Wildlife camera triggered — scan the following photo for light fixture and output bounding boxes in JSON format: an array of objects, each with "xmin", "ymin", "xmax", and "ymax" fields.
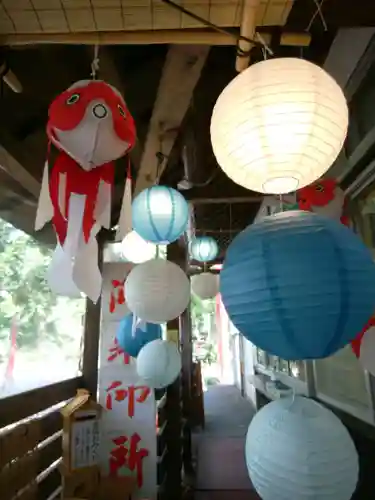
[{"xmin": 210, "ymin": 58, "xmax": 348, "ymax": 194}]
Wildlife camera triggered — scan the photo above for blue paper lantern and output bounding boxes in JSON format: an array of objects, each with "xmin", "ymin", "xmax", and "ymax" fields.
[
  {"xmin": 221, "ymin": 210, "xmax": 375, "ymax": 359},
  {"xmin": 246, "ymin": 396, "xmax": 359, "ymax": 500},
  {"xmin": 132, "ymin": 186, "xmax": 189, "ymax": 244},
  {"xmin": 116, "ymin": 314, "xmax": 162, "ymax": 358},
  {"xmin": 190, "ymin": 236, "xmax": 219, "ymax": 262}
]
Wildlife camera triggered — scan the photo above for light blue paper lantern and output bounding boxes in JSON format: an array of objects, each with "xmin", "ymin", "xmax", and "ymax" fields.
[
  {"xmin": 190, "ymin": 236, "xmax": 219, "ymax": 262},
  {"xmin": 132, "ymin": 185, "xmax": 189, "ymax": 244},
  {"xmin": 220, "ymin": 210, "xmax": 375, "ymax": 359},
  {"xmin": 116, "ymin": 314, "xmax": 162, "ymax": 358},
  {"xmin": 246, "ymin": 396, "xmax": 359, "ymax": 500}
]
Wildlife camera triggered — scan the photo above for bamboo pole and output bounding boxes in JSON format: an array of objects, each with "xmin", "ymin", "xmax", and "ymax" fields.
[
  {"xmin": 0, "ymin": 29, "xmax": 311, "ymax": 47},
  {"xmin": 236, "ymin": 0, "xmax": 261, "ymax": 72}
]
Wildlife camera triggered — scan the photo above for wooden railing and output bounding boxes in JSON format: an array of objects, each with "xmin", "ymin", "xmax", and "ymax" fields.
[{"xmin": 0, "ymin": 377, "xmax": 82, "ymax": 500}]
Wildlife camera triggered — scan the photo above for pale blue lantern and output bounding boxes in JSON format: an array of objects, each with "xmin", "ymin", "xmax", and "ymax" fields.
[
  {"xmin": 136, "ymin": 339, "xmax": 182, "ymax": 389},
  {"xmin": 116, "ymin": 314, "xmax": 162, "ymax": 358},
  {"xmin": 132, "ymin": 186, "xmax": 189, "ymax": 244},
  {"xmin": 246, "ymin": 396, "xmax": 359, "ymax": 500},
  {"xmin": 190, "ymin": 236, "xmax": 219, "ymax": 262},
  {"xmin": 220, "ymin": 210, "xmax": 375, "ymax": 359}
]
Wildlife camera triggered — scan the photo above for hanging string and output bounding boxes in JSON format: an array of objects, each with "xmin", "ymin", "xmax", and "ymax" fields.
[
  {"xmin": 155, "ymin": 245, "xmax": 160, "ymax": 259},
  {"xmin": 279, "ymin": 194, "xmax": 284, "ymax": 213},
  {"xmin": 306, "ymin": 0, "xmax": 328, "ymax": 32},
  {"xmin": 91, "ymin": 45, "xmax": 100, "ymax": 80}
]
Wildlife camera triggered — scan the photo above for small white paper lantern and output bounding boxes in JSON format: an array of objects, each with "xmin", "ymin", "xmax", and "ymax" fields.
[
  {"xmin": 125, "ymin": 259, "xmax": 190, "ymax": 323},
  {"xmin": 358, "ymin": 326, "xmax": 375, "ymax": 375},
  {"xmin": 246, "ymin": 396, "xmax": 359, "ymax": 500},
  {"xmin": 211, "ymin": 58, "xmax": 348, "ymax": 195},
  {"xmin": 191, "ymin": 272, "xmax": 219, "ymax": 300},
  {"xmin": 136, "ymin": 339, "xmax": 182, "ymax": 389},
  {"xmin": 121, "ymin": 230, "xmax": 156, "ymax": 264}
]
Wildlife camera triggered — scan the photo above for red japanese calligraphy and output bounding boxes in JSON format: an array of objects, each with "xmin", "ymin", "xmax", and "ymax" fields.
[
  {"xmin": 106, "ymin": 381, "xmax": 151, "ymax": 417},
  {"xmin": 109, "ymin": 433, "xmax": 149, "ymax": 488},
  {"xmin": 109, "ymin": 279, "xmax": 125, "ymax": 313},
  {"xmin": 107, "ymin": 338, "xmax": 130, "ymax": 365}
]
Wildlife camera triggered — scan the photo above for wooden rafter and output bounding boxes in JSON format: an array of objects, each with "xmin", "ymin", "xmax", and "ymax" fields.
[
  {"xmin": 134, "ymin": 45, "xmax": 209, "ymax": 196},
  {"xmin": 0, "ymin": 145, "xmax": 40, "ymax": 198}
]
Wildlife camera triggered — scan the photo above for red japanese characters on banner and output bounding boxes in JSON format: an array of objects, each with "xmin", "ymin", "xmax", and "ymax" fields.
[
  {"xmin": 107, "ymin": 338, "xmax": 130, "ymax": 365},
  {"xmin": 109, "ymin": 433, "xmax": 149, "ymax": 488},
  {"xmin": 109, "ymin": 279, "xmax": 125, "ymax": 313},
  {"xmin": 106, "ymin": 381, "xmax": 151, "ymax": 417}
]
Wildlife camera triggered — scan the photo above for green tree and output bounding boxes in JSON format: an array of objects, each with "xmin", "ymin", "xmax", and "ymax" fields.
[{"xmin": 0, "ymin": 218, "xmax": 61, "ymax": 349}]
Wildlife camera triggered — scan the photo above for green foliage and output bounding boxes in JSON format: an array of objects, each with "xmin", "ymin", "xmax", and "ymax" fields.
[
  {"xmin": 191, "ymin": 293, "xmax": 217, "ymax": 366},
  {"xmin": 0, "ymin": 218, "xmax": 81, "ymax": 350}
]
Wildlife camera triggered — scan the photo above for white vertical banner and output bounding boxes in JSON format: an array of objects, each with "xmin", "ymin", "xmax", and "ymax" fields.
[{"xmin": 98, "ymin": 262, "xmax": 157, "ymax": 499}]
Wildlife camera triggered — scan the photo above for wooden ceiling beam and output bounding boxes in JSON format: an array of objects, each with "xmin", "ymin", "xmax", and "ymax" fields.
[
  {"xmin": 0, "ymin": 145, "xmax": 40, "ymax": 198},
  {"xmin": 236, "ymin": 0, "xmax": 261, "ymax": 72},
  {"xmin": 190, "ymin": 196, "xmax": 261, "ymax": 204},
  {"xmin": 0, "ymin": 30, "xmax": 311, "ymax": 48},
  {"xmin": 134, "ymin": 45, "xmax": 209, "ymax": 196}
]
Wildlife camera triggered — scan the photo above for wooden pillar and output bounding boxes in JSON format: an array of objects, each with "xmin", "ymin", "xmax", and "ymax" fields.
[
  {"xmin": 81, "ymin": 236, "xmax": 104, "ymax": 400},
  {"xmin": 164, "ymin": 241, "xmax": 184, "ymax": 499},
  {"xmin": 179, "ymin": 290, "xmax": 194, "ymax": 477}
]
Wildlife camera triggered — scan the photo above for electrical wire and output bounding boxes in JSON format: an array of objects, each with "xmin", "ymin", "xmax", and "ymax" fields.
[{"xmin": 160, "ymin": 0, "xmax": 273, "ymax": 56}]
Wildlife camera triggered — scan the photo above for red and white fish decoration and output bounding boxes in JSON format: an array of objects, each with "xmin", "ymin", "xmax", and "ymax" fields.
[
  {"xmin": 297, "ymin": 178, "xmax": 349, "ymax": 226},
  {"xmin": 35, "ymin": 80, "xmax": 136, "ymax": 302},
  {"xmin": 351, "ymin": 316, "xmax": 375, "ymax": 375}
]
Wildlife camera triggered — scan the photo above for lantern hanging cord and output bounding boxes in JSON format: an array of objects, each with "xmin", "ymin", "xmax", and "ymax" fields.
[
  {"xmin": 306, "ymin": 0, "xmax": 328, "ymax": 32},
  {"xmin": 160, "ymin": 0, "xmax": 273, "ymax": 57},
  {"xmin": 91, "ymin": 44, "xmax": 100, "ymax": 80}
]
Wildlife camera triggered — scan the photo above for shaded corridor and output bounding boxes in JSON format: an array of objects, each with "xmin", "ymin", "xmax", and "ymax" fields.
[{"xmin": 193, "ymin": 384, "xmax": 260, "ymax": 499}]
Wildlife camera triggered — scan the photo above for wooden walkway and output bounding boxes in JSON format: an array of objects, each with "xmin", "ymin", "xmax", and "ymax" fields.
[{"xmin": 193, "ymin": 384, "xmax": 260, "ymax": 499}]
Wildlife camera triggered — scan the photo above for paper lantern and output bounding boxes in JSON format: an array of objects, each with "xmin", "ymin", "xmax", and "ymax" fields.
[
  {"xmin": 35, "ymin": 80, "xmax": 136, "ymax": 302},
  {"xmin": 246, "ymin": 396, "xmax": 359, "ymax": 500},
  {"xmin": 132, "ymin": 185, "xmax": 189, "ymax": 244},
  {"xmin": 297, "ymin": 178, "xmax": 349, "ymax": 226},
  {"xmin": 125, "ymin": 259, "xmax": 190, "ymax": 323},
  {"xmin": 136, "ymin": 339, "xmax": 181, "ymax": 389},
  {"xmin": 190, "ymin": 236, "xmax": 219, "ymax": 262},
  {"xmin": 121, "ymin": 230, "xmax": 156, "ymax": 264},
  {"xmin": 116, "ymin": 313, "xmax": 162, "ymax": 358},
  {"xmin": 191, "ymin": 272, "xmax": 219, "ymax": 300},
  {"xmin": 220, "ymin": 210, "xmax": 375, "ymax": 359},
  {"xmin": 211, "ymin": 58, "xmax": 348, "ymax": 194}
]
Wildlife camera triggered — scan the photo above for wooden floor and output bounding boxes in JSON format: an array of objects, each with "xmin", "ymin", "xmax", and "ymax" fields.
[{"xmin": 193, "ymin": 385, "xmax": 260, "ymax": 500}]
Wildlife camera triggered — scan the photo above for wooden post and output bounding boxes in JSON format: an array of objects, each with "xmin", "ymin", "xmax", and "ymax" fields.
[
  {"xmin": 164, "ymin": 241, "xmax": 184, "ymax": 499},
  {"xmin": 81, "ymin": 236, "xmax": 104, "ymax": 400},
  {"xmin": 179, "ymin": 278, "xmax": 194, "ymax": 477}
]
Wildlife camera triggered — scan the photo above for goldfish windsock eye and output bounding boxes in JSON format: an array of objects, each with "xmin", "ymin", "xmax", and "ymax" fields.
[
  {"xmin": 315, "ymin": 184, "xmax": 324, "ymax": 192},
  {"xmin": 66, "ymin": 93, "xmax": 80, "ymax": 105},
  {"xmin": 118, "ymin": 104, "xmax": 126, "ymax": 118}
]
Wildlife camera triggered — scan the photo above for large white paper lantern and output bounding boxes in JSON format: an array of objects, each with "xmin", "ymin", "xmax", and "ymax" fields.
[
  {"xmin": 211, "ymin": 58, "xmax": 348, "ymax": 195},
  {"xmin": 125, "ymin": 259, "xmax": 190, "ymax": 323},
  {"xmin": 121, "ymin": 230, "xmax": 156, "ymax": 264},
  {"xmin": 191, "ymin": 272, "xmax": 219, "ymax": 300},
  {"xmin": 136, "ymin": 339, "xmax": 182, "ymax": 389},
  {"xmin": 246, "ymin": 396, "xmax": 359, "ymax": 500}
]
